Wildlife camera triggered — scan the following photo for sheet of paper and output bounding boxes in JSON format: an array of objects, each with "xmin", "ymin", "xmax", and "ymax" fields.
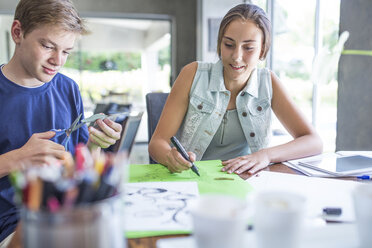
[
  {"xmin": 129, "ymin": 160, "xmax": 253, "ymax": 199},
  {"xmin": 285, "ymin": 153, "xmax": 341, "ymax": 177},
  {"xmin": 156, "ymin": 223, "xmax": 359, "ymax": 248},
  {"xmin": 285, "ymin": 152, "xmax": 372, "ymax": 177},
  {"xmin": 126, "ymin": 160, "xmax": 253, "ymax": 238},
  {"xmin": 125, "ymin": 181, "xmax": 198, "ymax": 232},
  {"xmin": 300, "ymin": 155, "xmax": 372, "ymax": 176},
  {"xmin": 246, "ymin": 171, "xmax": 365, "ymax": 222},
  {"xmin": 284, "ymin": 161, "xmax": 334, "ymax": 177}
]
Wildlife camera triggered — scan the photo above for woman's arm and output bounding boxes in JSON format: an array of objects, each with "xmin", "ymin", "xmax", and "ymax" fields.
[
  {"xmin": 263, "ymin": 71, "xmax": 323, "ymax": 161},
  {"xmin": 222, "ymin": 71, "xmax": 323, "ymax": 174},
  {"xmin": 148, "ymin": 62, "xmax": 198, "ymax": 172}
]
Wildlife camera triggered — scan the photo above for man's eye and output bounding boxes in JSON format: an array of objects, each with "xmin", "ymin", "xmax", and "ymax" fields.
[{"xmin": 42, "ymin": 44, "xmax": 53, "ymax": 49}]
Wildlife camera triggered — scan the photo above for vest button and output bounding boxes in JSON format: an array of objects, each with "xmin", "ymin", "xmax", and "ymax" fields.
[
  {"xmin": 197, "ymin": 104, "xmax": 203, "ymax": 110},
  {"xmin": 257, "ymin": 106, "xmax": 262, "ymax": 111},
  {"xmin": 242, "ymin": 112, "xmax": 247, "ymax": 117},
  {"xmin": 241, "ymin": 92, "xmax": 245, "ymax": 96},
  {"xmin": 250, "ymin": 132, "xmax": 255, "ymax": 137}
]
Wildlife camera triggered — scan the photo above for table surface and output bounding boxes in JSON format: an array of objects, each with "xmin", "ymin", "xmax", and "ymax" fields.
[
  {"xmin": 7, "ymin": 163, "xmax": 299, "ymax": 248},
  {"xmin": 127, "ymin": 162, "xmax": 298, "ymax": 248}
]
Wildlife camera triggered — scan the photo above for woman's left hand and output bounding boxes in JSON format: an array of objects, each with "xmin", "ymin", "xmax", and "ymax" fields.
[{"xmin": 221, "ymin": 149, "xmax": 271, "ymax": 175}]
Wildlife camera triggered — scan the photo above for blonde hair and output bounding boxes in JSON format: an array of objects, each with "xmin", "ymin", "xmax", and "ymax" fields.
[
  {"xmin": 14, "ymin": 0, "xmax": 87, "ymax": 37},
  {"xmin": 217, "ymin": 3, "xmax": 271, "ymax": 60}
]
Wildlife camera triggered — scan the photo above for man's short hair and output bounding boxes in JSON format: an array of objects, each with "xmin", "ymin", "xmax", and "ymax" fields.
[{"xmin": 14, "ymin": 0, "xmax": 87, "ymax": 37}]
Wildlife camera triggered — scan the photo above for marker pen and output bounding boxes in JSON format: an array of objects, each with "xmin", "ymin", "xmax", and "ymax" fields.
[{"xmin": 170, "ymin": 136, "xmax": 200, "ymax": 176}]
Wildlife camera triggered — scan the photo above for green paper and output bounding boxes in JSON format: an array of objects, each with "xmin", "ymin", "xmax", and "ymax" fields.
[
  {"xmin": 129, "ymin": 160, "xmax": 252, "ymax": 198},
  {"xmin": 126, "ymin": 160, "xmax": 253, "ymax": 238}
]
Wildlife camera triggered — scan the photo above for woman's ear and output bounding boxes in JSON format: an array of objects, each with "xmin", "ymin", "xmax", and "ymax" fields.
[{"xmin": 11, "ymin": 20, "xmax": 24, "ymax": 44}]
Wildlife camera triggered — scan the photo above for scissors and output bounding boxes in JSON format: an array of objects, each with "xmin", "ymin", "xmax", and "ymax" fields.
[
  {"xmin": 78, "ymin": 112, "xmax": 128, "ymax": 128},
  {"xmin": 51, "ymin": 113, "xmax": 83, "ymax": 151},
  {"xmin": 51, "ymin": 112, "xmax": 128, "ymax": 151}
]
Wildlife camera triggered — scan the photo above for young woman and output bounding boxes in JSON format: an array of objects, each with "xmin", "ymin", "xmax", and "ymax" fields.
[{"xmin": 149, "ymin": 3, "xmax": 322, "ymax": 175}]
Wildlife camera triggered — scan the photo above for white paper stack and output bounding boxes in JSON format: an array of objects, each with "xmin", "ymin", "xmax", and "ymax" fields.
[{"xmin": 284, "ymin": 151, "xmax": 372, "ymax": 178}]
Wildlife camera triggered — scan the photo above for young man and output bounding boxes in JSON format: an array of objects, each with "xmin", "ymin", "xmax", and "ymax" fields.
[{"xmin": 0, "ymin": 0, "xmax": 122, "ymax": 244}]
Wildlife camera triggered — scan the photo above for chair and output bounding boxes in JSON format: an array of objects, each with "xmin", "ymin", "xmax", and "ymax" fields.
[
  {"xmin": 111, "ymin": 111, "xmax": 143, "ymax": 155},
  {"xmin": 94, "ymin": 102, "xmax": 132, "ymax": 124},
  {"xmin": 145, "ymin": 92, "xmax": 169, "ymax": 163},
  {"xmin": 94, "ymin": 102, "xmax": 133, "ymax": 153}
]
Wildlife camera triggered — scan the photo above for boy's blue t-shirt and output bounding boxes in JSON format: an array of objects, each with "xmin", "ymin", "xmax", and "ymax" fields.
[{"xmin": 0, "ymin": 67, "xmax": 89, "ymax": 241}]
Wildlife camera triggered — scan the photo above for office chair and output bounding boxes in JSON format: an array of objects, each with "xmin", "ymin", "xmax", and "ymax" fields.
[
  {"xmin": 111, "ymin": 111, "xmax": 143, "ymax": 156},
  {"xmin": 93, "ymin": 102, "xmax": 133, "ymax": 153},
  {"xmin": 145, "ymin": 92, "xmax": 169, "ymax": 163},
  {"xmin": 94, "ymin": 102, "xmax": 132, "ymax": 124}
]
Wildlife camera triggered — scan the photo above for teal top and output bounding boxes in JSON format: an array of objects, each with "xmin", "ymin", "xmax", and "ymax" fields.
[{"xmin": 202, "ymin": 109, "xmax": 250, "ymax": 161}]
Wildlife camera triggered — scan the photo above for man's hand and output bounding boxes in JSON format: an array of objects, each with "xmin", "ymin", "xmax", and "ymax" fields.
[
  {"xmin": 0, "ymin": 131, "xmax": 70, "ymax": 176},
  {"xmin": 88, "ymin": 118, "xmax": 122, "ymax": 149}
]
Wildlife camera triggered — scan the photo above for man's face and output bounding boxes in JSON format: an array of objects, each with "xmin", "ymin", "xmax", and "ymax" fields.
[{"xmin": 17, "ymin": 24, "xmax": 77, "ymax": 86}]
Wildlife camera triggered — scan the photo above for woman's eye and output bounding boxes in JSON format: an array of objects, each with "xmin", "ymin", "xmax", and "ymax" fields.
[
  {"xmin": 224, "ymin": 43, "xmax": 233, "ymax": 48},
  {"xmin": 244, "ymin": 47, "xmax": 254, "ymax": 51},
  {"xmin": 63, "ymin": 51, "xmax": 70, "ymax": 55}
]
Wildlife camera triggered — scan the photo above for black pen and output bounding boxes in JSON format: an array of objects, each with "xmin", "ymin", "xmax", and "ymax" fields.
[{"xmin": 170, "ymin": 136, "xmax": 200, "ymax": 176}]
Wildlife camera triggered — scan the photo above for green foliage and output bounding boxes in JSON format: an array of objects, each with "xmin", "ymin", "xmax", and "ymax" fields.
[
  {"xmin": 64, "ymin": 51, "xmax": 141, "ymax": 72},
  {"xmin": 322, "ymin": 26, "xmax": 339, "ymax": 51},
  {"xmin": 274, "ymin": 59, "xmax": 310, "ymax": 81},
  {"xmin": 158, "ymin": 46, "xmax": 170, "ymax": 69}
]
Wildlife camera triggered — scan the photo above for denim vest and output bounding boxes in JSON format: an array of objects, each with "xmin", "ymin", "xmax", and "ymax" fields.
[{"xmin": 177, "ymin": 60, "xmax": 273, "ymax": 160}]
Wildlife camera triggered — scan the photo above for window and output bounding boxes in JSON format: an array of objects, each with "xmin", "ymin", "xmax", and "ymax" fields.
[
  {"xmin": 253, "ymin": 0, "xmax": 341, "ymax": 151},
  {"xmin": 60, "ymin": 17, "xmax": 172, "ymax": 142}
]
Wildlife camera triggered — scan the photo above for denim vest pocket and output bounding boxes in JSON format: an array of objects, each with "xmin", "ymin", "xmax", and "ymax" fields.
[
  {"xmin": 248, "ymin": 98, "xmax": 270, "ymax": 116},
  {"xmin": 189, "ymin": 95, "xmax": 214, "ymax": 114},
  {"xmin": 179, "ymin": 95, "xmax": 215, "ymax": 152},
  {"xmin": 246, "ymin": 98, "xmax": 271, "ymax": 151}
]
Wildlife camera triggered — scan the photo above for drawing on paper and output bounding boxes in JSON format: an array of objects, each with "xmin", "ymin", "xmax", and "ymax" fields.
[{"xmin": 125, "ymin": 181, "xmax": 199, "ymax": 231}]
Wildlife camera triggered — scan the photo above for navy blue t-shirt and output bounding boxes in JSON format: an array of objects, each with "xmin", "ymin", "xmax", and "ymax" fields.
[{"xmin": 0, "ymin": 66, "xmax": 89, "ymax": 241}]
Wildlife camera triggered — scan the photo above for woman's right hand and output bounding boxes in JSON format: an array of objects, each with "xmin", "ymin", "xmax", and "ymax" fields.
[{"xmin": 165, "ymin": 147, "xmax": 196, "ymax": 173}]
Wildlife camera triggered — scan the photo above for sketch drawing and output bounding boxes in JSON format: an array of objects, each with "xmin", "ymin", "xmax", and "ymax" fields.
[{"xmin": 125, "ymin": 181, "xmax": 199, "ymax": 231}]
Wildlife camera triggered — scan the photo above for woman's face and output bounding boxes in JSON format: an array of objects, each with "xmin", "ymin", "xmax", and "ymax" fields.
[{"xmin": 220, "ymin": 19, "xmax": 263, "ymax": 84}]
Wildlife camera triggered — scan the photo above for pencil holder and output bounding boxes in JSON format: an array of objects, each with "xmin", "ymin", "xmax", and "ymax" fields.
[{"xmin": 21, "ymin": 194, "xmax": 125, "ymax": 248}]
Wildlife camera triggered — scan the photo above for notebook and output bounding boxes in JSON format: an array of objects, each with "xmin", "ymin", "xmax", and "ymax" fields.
[{"xmin": 298, "ymin": 155, "xmax": 372, "ymax": 176}]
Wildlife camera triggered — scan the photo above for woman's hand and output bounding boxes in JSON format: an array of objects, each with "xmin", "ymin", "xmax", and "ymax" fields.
[
  {"xmin": 221, "ymin": 149, "xmax": 271, "ymax": 175},
  {"xmin": 165, "ymin": 147, "xmax": 196, "ymax": 173}
]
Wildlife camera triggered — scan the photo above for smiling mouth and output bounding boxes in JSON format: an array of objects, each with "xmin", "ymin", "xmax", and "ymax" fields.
[
  {"xmin": 230, "ymin": 64, "xmax": 245, "ymax": 70},
  {"xmin": 43, "ymin": 66, "xmax": 58, "ymax": 75}
]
